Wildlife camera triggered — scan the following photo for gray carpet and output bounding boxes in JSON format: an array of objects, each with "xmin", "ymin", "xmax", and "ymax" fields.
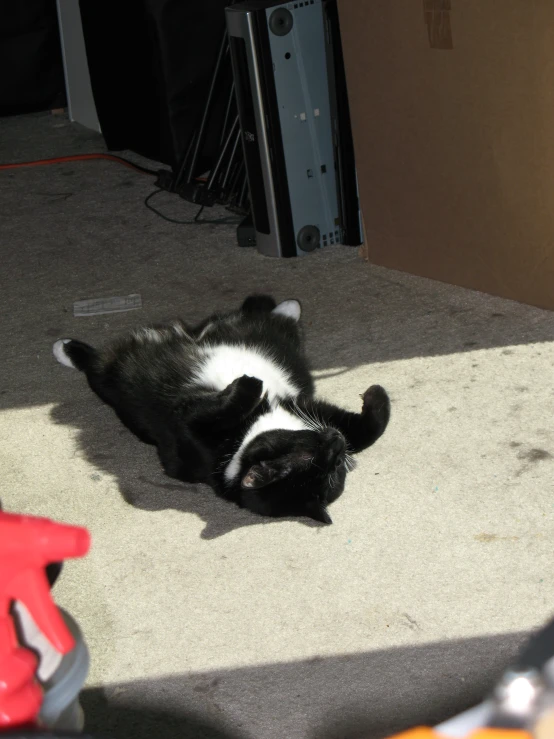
[{"xmin": 1, "ymin": 111, "xmax": 553, "ymax": 739}]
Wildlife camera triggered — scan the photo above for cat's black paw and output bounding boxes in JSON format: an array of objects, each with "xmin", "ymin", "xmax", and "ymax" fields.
[
  {"xmin": 361, "ymin": 385, "xmax": 391, "ymax": 428},
  {"xmin": 241, "ymin": 295, "xmax": 277, "ymax": 314},
  {"xmin": 229, "ymin": 375, "xmax": 265, "ymax": 413}
]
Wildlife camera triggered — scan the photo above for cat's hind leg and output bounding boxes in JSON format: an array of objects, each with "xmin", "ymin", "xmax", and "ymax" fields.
[
  {"xmin": 241, "ymin": 295, "xmax": 277, "ymax": 313},
  {"xmin": 53, "ymin": 338, "xmax": 116, "ymax": 410},
  {"xmin": 241, "ymin": 294, "xmax": 301, "ymax": 323},
  {"xmin": 54, "ymin": 339, "xmax": 164, "ymax": 449}
]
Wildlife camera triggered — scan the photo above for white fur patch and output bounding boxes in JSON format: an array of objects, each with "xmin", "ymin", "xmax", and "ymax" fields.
[
  {"xmin": 53, "ymin": 339, "xmax": 75, "ymax": 368},
  {"xmin": 195, "ymin": 344, "xmax": 299, "ymax": 406},
  {"xmin": 272, "ymin": 299, "xmax": 301, "ymax": 322},
  {"xmin": 224, "ymin": 406, "xmax": 309, "ymax": 483}
]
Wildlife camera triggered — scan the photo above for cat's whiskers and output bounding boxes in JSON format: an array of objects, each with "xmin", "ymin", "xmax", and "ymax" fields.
[
  {"xmin": 345, "ymin": 452, "xmax": 357, "ymax": 473},
  {"xmin": 292, "ymin": 402, "xmax": 324, "ymax": 433}
]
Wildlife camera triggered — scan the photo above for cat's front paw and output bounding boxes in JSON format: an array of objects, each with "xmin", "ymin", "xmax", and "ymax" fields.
[
  {"xmin": 230, "ymin": 375, "xmax": 265, "ymax": 413},
  {"xmin": 361, "ymin": 385, "xmax": 390, "ymax": 427},
  {"xmin": 234, "ymin": 374, "xmax": 263, "ymax": 396}
]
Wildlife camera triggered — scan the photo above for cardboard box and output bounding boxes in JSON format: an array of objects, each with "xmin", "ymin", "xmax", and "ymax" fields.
[{"xmin": 338, "ymin": 0, "xmax": 554, "ymax": 310}]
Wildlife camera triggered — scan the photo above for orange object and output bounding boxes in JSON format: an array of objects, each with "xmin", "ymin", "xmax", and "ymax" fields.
[{"xmin": 388, "ymin": 728, "xmax": 531, "ymax": 739}]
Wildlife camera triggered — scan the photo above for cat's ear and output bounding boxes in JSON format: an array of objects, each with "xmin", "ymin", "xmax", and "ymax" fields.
[
  {"xmin": 271, "ymin": 299, "xmax": 301, "ymax": 322},
  {"xmin": 241, "ymin": 460, "xmax": 290, "ymax": 489},
  {"xmin": 304, "ymin": 500, "xmax": 333, "ymax": 525}
]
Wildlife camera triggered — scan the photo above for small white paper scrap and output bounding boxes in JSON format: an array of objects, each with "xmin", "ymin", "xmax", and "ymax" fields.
[{"xmin": 73, "ymin": 294, "xmax": 142, "ymax": 317}]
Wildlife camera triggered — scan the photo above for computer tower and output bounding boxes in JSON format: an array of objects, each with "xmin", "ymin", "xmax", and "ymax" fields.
[{"xmin": 226, "ymin": 0, "xmax": 362, "ymax": 257}]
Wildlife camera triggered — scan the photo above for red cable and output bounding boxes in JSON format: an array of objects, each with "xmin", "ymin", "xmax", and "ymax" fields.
[{"xmin": 0, "ymin": 153, "xmax": 156, "ymax": 176}]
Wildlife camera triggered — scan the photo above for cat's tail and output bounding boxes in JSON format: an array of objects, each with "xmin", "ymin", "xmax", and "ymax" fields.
[{"xmin": 53, "ymin": 339, "xmax": 98, "ymax": 372}]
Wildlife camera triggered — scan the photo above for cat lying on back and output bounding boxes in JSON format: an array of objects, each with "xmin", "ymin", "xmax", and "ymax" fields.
[{"xmin": 53, "ymin": 295, "xmax": 390, "ymax": 524}]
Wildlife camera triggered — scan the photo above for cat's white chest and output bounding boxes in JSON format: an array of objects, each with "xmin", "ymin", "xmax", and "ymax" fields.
[{"xmin": 195, "ymin": 344, "xmax": 299, "ymax": 405}]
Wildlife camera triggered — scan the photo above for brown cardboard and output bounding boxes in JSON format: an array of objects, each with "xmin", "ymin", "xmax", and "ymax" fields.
[{"xmin": 338, "ymin": 0, "xmax": 554, "ymax": 310}]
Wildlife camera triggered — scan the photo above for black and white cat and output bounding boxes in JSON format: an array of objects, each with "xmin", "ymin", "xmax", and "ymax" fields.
[{"xmin": 53, "ymin": 295, "xmax": 390, "ymax": 524}]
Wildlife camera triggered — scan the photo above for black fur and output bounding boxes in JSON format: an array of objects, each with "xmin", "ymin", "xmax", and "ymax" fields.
[{"xmin": 55, "ymin": 295, "xmax": 390, "ymax": 524}]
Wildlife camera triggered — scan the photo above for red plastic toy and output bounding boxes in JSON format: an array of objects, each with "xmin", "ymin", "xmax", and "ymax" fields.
[{"xmin": 0, "ymin": 511, "xmax": 90, "ymax": 729}]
